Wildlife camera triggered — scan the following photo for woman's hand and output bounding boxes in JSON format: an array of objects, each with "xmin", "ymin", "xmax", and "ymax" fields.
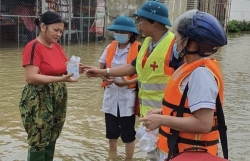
[
  {"xmin": 146, "ymin": 109, "xmax": 162, "ymax": 116},
  {"xmin": 106, "ymin": 76, "xmax": 116, "ymax": 85},
  {"xmin": 139, "ymin": 114, "xmax": 164, "ymax": 132},
  {"xmin": 114, "ymin": 77, "xmax": 128, "ymax": 87},
  {"xmin": 61, "ymin": 73, "xmax": 79, "ymax": 82},
  {"xmin": 79, "ymin": 63, "xmax": 87, "ymax": 74}
]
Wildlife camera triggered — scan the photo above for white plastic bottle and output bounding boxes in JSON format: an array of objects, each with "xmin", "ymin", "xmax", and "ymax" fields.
[{"xmin": 67, "ymin": 55, "xmax": 80, "ymax": 80}]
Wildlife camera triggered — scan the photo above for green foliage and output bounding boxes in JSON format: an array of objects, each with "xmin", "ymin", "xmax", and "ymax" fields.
[
  {"xmin": 228, "ymin": 20, "xmax": 250, "ymax": 32},
  {"xmin": 228, "ymin": 20, "xmax": 239, "ymax": 32}
]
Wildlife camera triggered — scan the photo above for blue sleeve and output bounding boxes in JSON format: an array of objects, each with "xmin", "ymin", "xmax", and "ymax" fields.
[{"xmin": 170, "ymin": 56, "xmax": 184, "ymax": 70}]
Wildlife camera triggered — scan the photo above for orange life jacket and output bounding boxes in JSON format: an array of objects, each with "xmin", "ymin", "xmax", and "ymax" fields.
[
  {"xmin": 158, "ymin": 58, "xmax": 224, "ymax": 156},
  {"xmin": 101, "ymin": 40, "xmax": 140, "ymax": 88}
]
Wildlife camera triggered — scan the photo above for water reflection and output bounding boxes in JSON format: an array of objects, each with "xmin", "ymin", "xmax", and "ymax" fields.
[{"xmin": 0, "ymin": 33, "xmax": 250, "ymax": 161}]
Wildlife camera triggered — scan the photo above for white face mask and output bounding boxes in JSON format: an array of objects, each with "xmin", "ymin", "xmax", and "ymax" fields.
[
  {"xmin": 114, "ymin": 33, "xmax": 129, "ymax": 44},
  {"xmin": 173, "ymin": 43, "xmax": 179, "ymax": 59},
  {"xmin": 174, "ymin": 37, "xmax": 188, "ymax": 59}
]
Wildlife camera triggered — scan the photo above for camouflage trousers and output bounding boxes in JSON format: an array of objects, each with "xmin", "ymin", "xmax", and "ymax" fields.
[{"xmin": 19, "ymin": 82, "xmax": 67, "ymax": 152}]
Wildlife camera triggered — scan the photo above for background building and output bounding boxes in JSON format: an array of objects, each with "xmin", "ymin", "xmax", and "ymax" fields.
[
  {"xmin": 0, "ymin": 0, "xmax": 232, "ymax": 48},
  {"xmin": 229, "ymin": 0, "xmax": 250, "ymax": 21}
]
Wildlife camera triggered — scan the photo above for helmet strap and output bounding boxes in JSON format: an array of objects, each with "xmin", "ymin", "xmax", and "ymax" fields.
[
  {"xmin": 180, "ymin": 39, "xmax": 200, "ymax": 60},
  {"xmin": 181, "ymin": 40, "xmax": 199, "ymax": 56}
]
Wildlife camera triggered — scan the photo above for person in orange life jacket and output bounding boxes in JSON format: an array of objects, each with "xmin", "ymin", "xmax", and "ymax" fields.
[
  {"xmin": 85, "ymin": 1, "xmax": 183, "ymax": 161},
  {"xmin": 98, "ymin": 15, "xmax": 140, "ymax": 160},
  {"xmin": 139, "ymin": 9, "xmax": 228, "ymax": 161}
]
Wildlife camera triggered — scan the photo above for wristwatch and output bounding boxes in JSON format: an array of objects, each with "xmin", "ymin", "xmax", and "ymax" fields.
[{"xmin": 105, "ymin": 68, "xmax": 110, "ymax": 79}]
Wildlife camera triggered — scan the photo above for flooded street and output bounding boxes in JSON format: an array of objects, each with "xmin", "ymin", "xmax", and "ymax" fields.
[{"xmin": 0, "ymin": 33, "xmax": 250, "ymax": 161}]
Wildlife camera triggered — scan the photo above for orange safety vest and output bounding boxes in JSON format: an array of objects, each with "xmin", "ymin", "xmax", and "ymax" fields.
[
  {"xmin": 158, "ymin": 58, "xmax": 224, "ymax": 156},
  {"xmin": 101, "ymin": 40, "xmax": 140, "ymax": 88}
]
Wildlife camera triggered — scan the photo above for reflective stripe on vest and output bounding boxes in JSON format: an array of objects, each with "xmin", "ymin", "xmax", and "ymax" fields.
[
  {"xmin": 101, "ymin": 40, "xmax": 140, "ymax": 88},
  {"xmin": 157, "ymin": 58, "xmax": 224, "ymax": 156},
  {"xmin": 136, "ymin": 32, "xmax": 175, "ymax": 117},
  {"xmin": 139, "ymin": 98, "xmax": 162, "ymax": 109},
  {"xmin": 138, "ymin": 82, "xmax": 166, "ymax": 91}
]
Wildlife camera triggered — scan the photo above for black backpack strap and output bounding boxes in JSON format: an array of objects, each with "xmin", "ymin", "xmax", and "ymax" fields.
[
  {"xmin": 166, "ymin": 84, "xmax": 189, "ymax": 161},
  {"xmin": 216, "ymin": 95, "xmax": 228, "ymax": 159}
]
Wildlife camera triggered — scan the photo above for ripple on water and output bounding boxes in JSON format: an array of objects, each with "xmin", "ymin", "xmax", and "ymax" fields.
[{"xmin": 1, "ymin": 34, "xmax": 250, "ymax": 160}]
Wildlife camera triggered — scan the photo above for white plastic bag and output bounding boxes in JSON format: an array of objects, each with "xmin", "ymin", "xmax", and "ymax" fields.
[
  {"xmin": 67, "ymin": 55, "xmax": 80, "ymax": 80},
  {"xmin": 135, "ymin": 125, "xmax": 146, "ymax": 140},
  {"xmin": 139, "ymin": 131, "xmax": 157, "ymax": 152}
]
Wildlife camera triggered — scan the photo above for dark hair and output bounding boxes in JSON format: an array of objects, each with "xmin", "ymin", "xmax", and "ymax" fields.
[
  {"xmin": 34, "ymin": 11, "xmax": 65, "ymax": 27},
  {"xmin": 129, "ymin": 33, "xmax": 138, "ymax": 43},
  {"xmin": 147, "ymin": 18, "xmax": 167, "ymax": 30},
  {"xmin": 147, "ymin": 18, "xmax": 155, "ymax": 24}
]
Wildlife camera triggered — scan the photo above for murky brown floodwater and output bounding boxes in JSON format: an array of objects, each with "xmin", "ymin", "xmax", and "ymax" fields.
[{"xmin": 0, "ymin": 33, "xmax": 250, "ymax": 161}]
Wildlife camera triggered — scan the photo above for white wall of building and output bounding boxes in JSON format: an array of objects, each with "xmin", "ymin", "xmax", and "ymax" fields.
[{"xmin": 230, "ymin": 0, "xmax": 250, "ymax": 21}]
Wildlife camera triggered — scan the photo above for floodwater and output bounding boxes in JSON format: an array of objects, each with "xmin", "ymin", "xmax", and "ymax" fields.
[{"xmin": 0, "ymin": 33, "xmax": 250, "ymax": 161}]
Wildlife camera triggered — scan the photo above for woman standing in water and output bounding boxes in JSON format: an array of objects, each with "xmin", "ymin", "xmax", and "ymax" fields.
[
  {"xmin": 19, "ymin": 11, "xmax": 82, "ymax": 161},
  {"xmin": 99, "ymin": 15, "xmax": 140, "ymax": 160}
]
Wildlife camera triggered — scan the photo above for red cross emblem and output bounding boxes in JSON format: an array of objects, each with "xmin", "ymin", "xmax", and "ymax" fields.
[{"xmin": 150, "ymin": 61, "xmax": 158, "ymax": 71}]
